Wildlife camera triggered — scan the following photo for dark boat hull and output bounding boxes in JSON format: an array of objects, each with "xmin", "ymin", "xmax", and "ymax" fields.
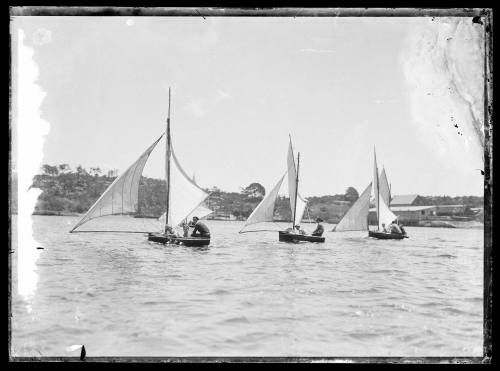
[
  {"xmin": 368, "ymin": 230, "xmax": 408, "ymax": 240},
  {"xmin": 148, "ymin": 233, "xmax": 210, "ymax": 246},
  {"xmin": 278, "ymin": 231, "xmax": 325, "ymax": 243}
]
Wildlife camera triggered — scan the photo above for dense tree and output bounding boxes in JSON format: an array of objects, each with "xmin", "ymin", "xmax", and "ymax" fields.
[
  {"xmin": 58, "ymin": 164, "xmax": 71, "ymax": 174},
  {"xmin": 241, "ymin": 183, "xmax": 266, "ymax": 199},
  {"xmin": 42, "ymin": 164, "xmax": 59, "ymax": 176},
  {"xmin": 344, "ymin": 187, "xmax": 359, "ymax": 203}
]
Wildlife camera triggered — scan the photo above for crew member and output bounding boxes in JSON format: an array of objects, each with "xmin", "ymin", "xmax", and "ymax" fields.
[
  {"xmin": 181, "ymin": 219, "xmax": 190, "ymax": 237},
  {"xmin": 165, "ymin": 224, "xmax": 177, "ymax": 236},
  {"xmin": 398, "ymin": 221, "xmax": 407, "ymax": 235},
  {"xmin": 294, "ymin": 225, "xmax": 306, "ymax": 235},
  {"xmin": 191, "ymin": 216, "xmax": 211, "ymax": 238},
  {"xmin": 311, "ymin": 217, "xmax": 324, "ymax": 237},
  {"xmin": 388, "ymin": 220, "xmax": 402, "ymax": 234}
]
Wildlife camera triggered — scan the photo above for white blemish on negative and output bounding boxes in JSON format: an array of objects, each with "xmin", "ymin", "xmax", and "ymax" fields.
[{"xmin": 16, "ymin": 29, "xmax": 50, "ymax": 306}]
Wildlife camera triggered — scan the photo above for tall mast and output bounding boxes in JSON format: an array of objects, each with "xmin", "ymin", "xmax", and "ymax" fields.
[
  {"xmin": 292, "ymin": 152, "xmax": 300, "ymax": 228},
  {"xmin": 374, "ymin": 148, "xmax": 379, "ymax": 230},
  {"xmin": 389, "ymin": 182, "xmax": 392, "ymax": 206},
  {"xmin": 165, "ymin": 88, "xmax": 172, "ymax": 229}
]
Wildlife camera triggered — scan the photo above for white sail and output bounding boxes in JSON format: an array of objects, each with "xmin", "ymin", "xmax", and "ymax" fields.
[
  {"xmin": 294, "ymin": 193, "xmax": 307, "ymax": 226},
  {"xmin": 159, "ymin": 203, "xmax": 213, "ymax": 227},
  {"xmin": 333, "ymin": 183, "xmax": 372, "ymax": 232},
  {"xmin": 240, "ymin": 174, "xmax": 285, "ymax": 231},
  {"xmin": 287, "ymin": 138, "xmax": 298, "ymax": 222},
  {"xmin": 378, "ymin": 196, "xmax": 398, "ymax": 230},
  {"xmin": 70, "ymin": 134, "xmax": 164, "ymax": 232},
  {"xmin": 167, "ymin": 146, "xmax": 210, "ymax": 228},
  {"xmin": 379, "ymin": 167, "xmax": 391, "ymax": 207}
]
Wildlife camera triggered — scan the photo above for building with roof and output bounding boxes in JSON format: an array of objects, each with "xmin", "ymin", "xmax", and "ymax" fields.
[
  {"xmin": 390, "ymin": 194, "xmax": 426, "ymax": 206},
  {"xmin": 369, "ymin": 205, "xmax": 437, "ymax": 225},
  {"xmin": 368, "ymin": 194, "xmax": 471, "ymax": 226}
]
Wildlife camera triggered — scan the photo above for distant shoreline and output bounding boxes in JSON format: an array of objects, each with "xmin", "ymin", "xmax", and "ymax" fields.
[{"xmin": 13, "ymin": 213, "xmax": 484, "ymax": 229}]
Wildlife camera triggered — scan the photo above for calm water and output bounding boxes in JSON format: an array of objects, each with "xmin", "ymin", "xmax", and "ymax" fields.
[{"xmin": 11, "ymin": 216, "xmax": 483, "ymax": 357}]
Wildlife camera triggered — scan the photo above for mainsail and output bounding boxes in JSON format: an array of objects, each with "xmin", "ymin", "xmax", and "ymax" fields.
[
  {"xmin": 167, "ymin": 146, "xmax": 210, "ymax": 228},
  {"xmin": 70, "ymin": 134, "xmax": 164, "ymax": 232},
  {"xmin": 378, "ymin": 196, "xmax": 398, "ymax": 230},
  {"xmin": 287, "ymin": 138, "xmax": 298, "ymax": 222},
  {"xmin": 239, "ymin": 174, "xmax": 285, "ymax": 232},
  {"xmin": 333, "ymin": 183, "xmax": 372, "ymax": 232},
  {"xmin": 379, "ymin": 167, "xmax": 391, "ymax": 207}
]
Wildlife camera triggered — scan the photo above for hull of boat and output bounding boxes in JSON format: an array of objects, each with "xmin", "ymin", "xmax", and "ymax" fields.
[
  {"xmin": 368, "ymin": 230, "xmax": 408, "ymax": 240},
  {"xmin": 278, "ymin": 231, "xmax": 325, "ymax": 243},
  {"xmin": 148, "ymin": 233, "xmax": 210, "ymax": 246}
]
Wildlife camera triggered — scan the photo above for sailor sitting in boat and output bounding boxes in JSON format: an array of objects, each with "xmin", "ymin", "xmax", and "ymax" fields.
[
  {"xmin": 311, "ymin": 218, "xmax": 324, "ymax": 237},
  {"xmin": 388, "ymin": 220, "xmax": 403, "ymax": 234},
  {"xmin": 284, "ymin": 225, "xmax": 305, "ymax": 234},
  {"xmin": 165, "ymin": 224, "xmax": 179, "ymax": 236},
  {"xmin": 294, "ymin": 225, "xmax": 306, "ymax": 235},
  {"xmin": 191, "ymin": 216, "xmax": 211, "ymax": 238},
  {"xmin": 181, "ymin": 219, "xmax": 190, "ymax": 237}
]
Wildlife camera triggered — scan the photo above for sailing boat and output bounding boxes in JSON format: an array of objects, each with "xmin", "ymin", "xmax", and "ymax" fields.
[
  {"xmin": 69, "ymin": 88, "xmax": 211, "ymax": 247},
  {"xmin": 239, "ymin": 136, "xmax": 325, "ymax": 243},
  {"xmin": 333, "ymin": 148, "xmax": 408, "ymax": 239}
]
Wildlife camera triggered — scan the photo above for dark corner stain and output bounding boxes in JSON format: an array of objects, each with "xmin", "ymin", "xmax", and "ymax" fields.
[
  {"xmin": 98, "ymin": 8, "xmax": 120, "ymax": 16},
  {"xmin": 80, "ymin": 345, "xmax": 86, "ymax": 361},
  {"xmin": 472, "ymin": 16, "xmax": 483, "ymax": 25}
]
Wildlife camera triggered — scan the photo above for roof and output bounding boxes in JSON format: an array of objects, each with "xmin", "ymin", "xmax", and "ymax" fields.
[
  {"xmin": 390, "ymin": 194, "xmax": 419, "ymax": 205},
  {"xmin": 369, "ymin": 205, "xmax": 435, "ymax": 212}
]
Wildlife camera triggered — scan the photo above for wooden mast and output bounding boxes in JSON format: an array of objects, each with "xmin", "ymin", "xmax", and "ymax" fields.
[
  {"xmin": 292, "ymin": 152, "xmax": 300, "ymax": 229},
  {"xmin": 374, "ymin": 148, "xmax": 380, "ymax": 231},
  {"xmin": 165, "ymin": 88, "xmax": 172, "ymax": 230}
]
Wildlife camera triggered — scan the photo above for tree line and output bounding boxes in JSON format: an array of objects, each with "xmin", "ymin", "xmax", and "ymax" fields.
[{"xmin": 9, "ymin": 164, "xmax": 484, "ymax": 223}]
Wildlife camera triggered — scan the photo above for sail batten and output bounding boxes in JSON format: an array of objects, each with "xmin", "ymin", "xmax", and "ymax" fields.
[
  {"xmin": 333, "ymin": 183, "xmax": 372, "ymax": 232},
  {"xmin": 70, "ymin": 134, "xmax": 164, "ymax": 232}
]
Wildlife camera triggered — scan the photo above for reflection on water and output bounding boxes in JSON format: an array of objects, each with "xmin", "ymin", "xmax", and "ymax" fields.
[{"xmin": 11, "ymin": 216, "xmax": 483, "ymax": 357}]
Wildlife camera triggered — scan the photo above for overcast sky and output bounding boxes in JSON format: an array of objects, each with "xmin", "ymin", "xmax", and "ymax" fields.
[{"xmin": 11, "ymin": 16, "xmax": 485, "ymax": 197}]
